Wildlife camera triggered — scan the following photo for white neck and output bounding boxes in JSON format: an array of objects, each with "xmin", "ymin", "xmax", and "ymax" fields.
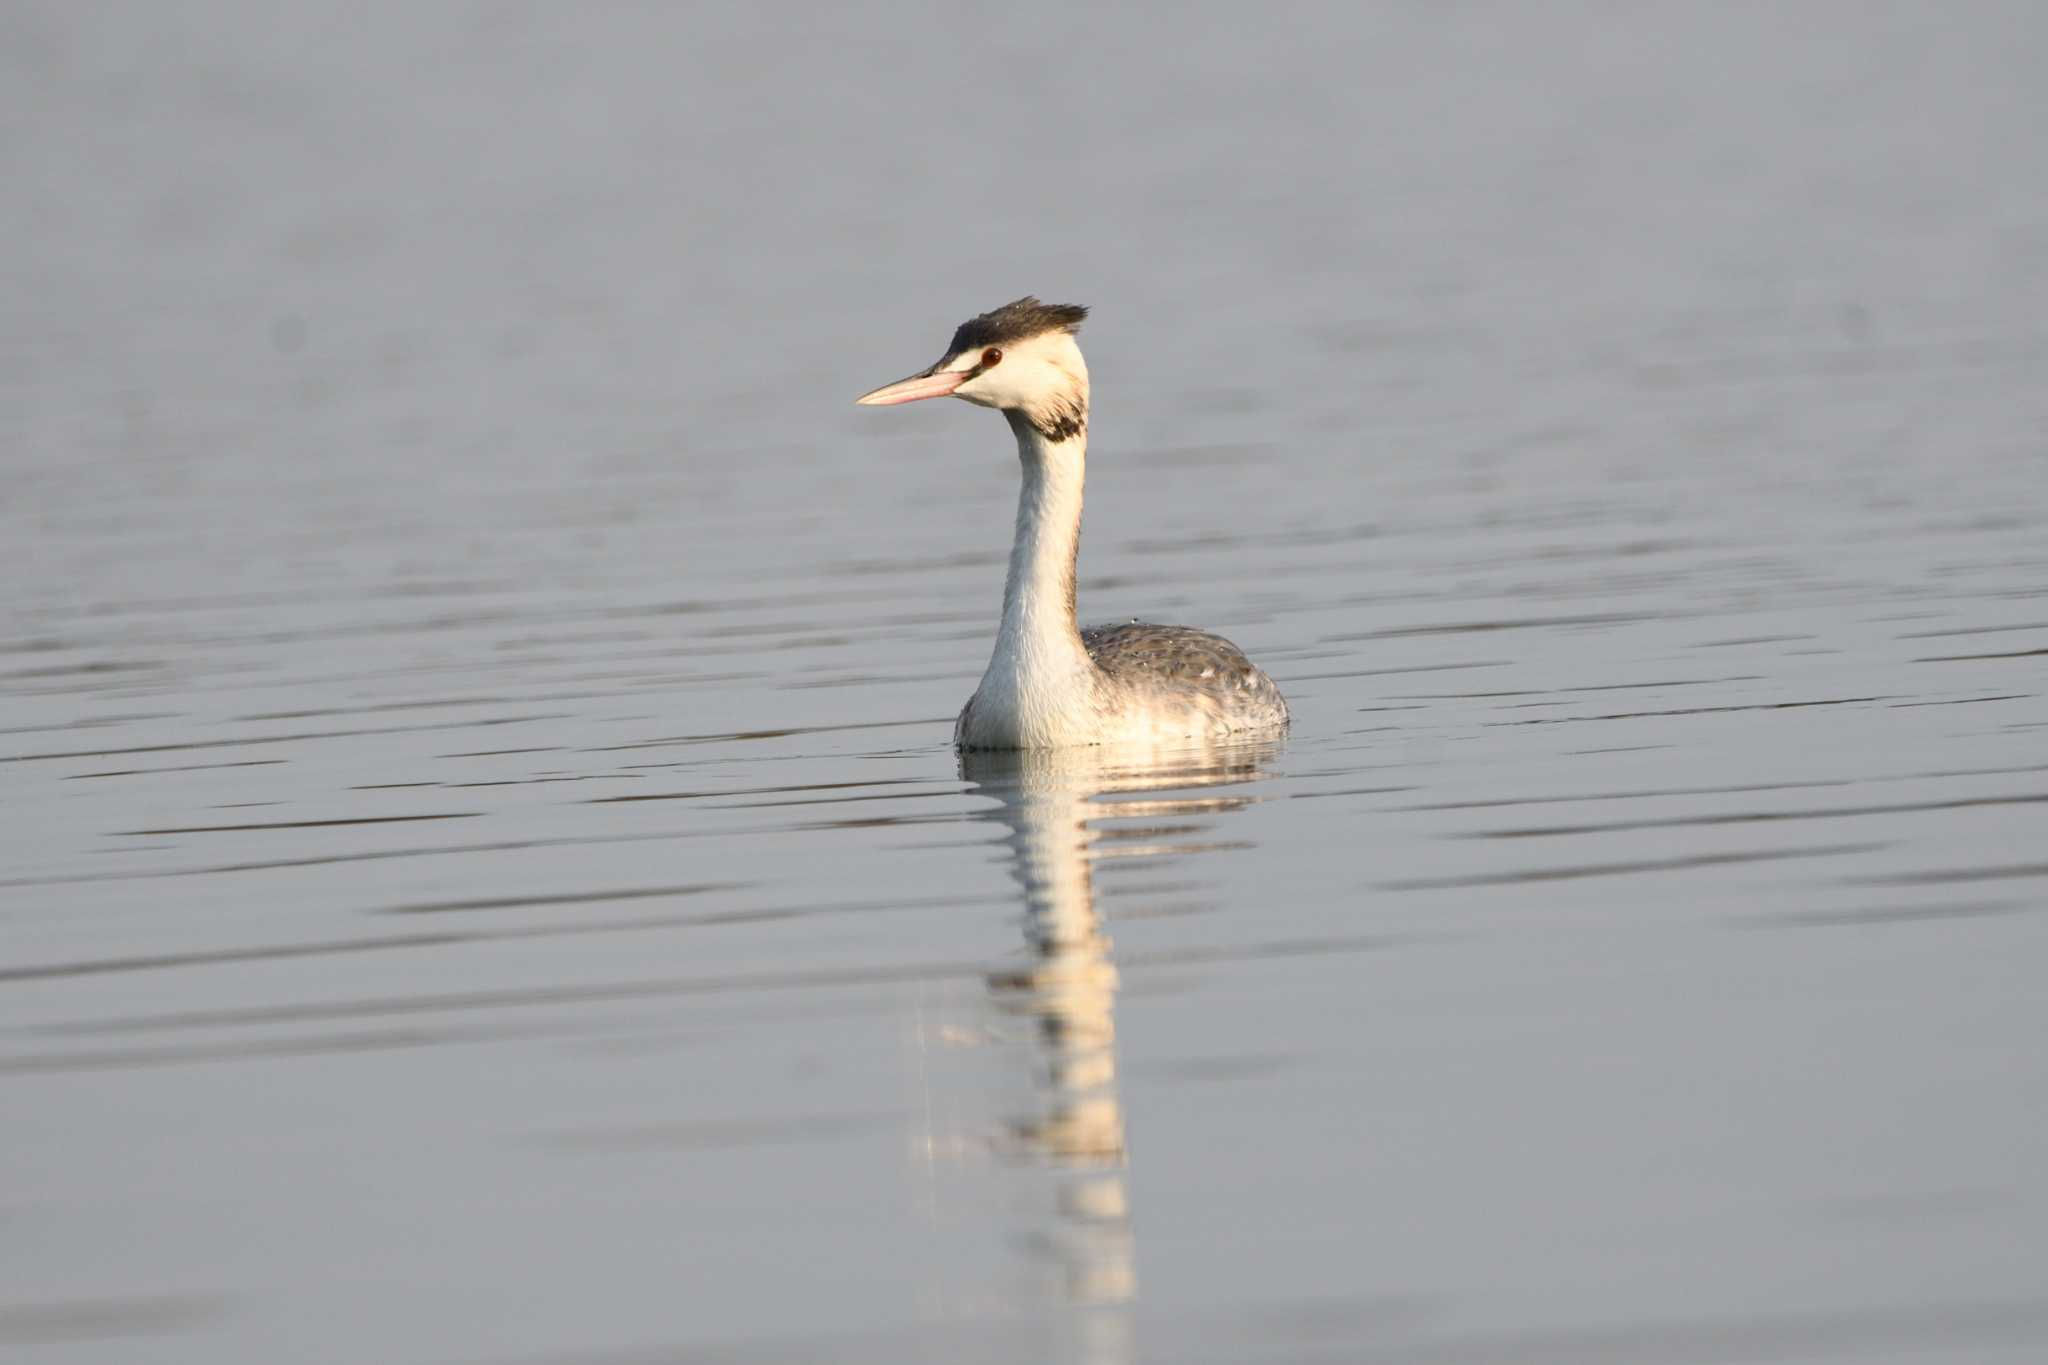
[
  {"xmin": 962, "ymin": 414, "xmax": 1100, "ymax": 746},
  {"xmin": 998, "ymin": 412, "xmax": 1087, "ymax": 653}
]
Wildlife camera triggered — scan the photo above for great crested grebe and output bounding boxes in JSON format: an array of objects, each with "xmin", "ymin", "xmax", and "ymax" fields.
[{"xmin": 857, "ymin": 297, "xmax": 1289, "ymax": 750}]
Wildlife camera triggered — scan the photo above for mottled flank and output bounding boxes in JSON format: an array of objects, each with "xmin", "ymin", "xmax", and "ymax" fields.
[
  {"xmin": 954, "ymin": 622, "xmax": 1290, "ymax": 750},
  {"xmin": 1082, "ymin": 621, "xmax": 1291, "ymax": 736},
  {"xmin": 950, "ymin": 296, "xmax": 1088, "ymax": 356}
]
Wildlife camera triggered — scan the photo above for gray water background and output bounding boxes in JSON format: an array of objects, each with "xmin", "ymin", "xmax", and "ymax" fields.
[{"xmin": 4, "ymin": 3, "xmax": 2047, "ymax": 1361}]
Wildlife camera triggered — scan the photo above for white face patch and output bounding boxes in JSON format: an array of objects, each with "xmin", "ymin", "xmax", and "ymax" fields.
[{"xmin": 951, "ymin": 329, "xmax": 1090, "ymax": 423}]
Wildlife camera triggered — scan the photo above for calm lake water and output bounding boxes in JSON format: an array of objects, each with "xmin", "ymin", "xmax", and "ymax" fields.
[{"xmin": 5, "ymin": 4, "xmax": 2047, "ymax": 1361}]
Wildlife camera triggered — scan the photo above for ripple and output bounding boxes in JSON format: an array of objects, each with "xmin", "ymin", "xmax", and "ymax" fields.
[{"xmin": 1377, "ymin": 843, "xmax": 1889, "ymax": 891}]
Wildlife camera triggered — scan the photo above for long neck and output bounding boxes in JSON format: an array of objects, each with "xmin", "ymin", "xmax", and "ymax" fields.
[{"xmin": 996, "ymin": 410, "xmax": 1090, "ymax": 668}]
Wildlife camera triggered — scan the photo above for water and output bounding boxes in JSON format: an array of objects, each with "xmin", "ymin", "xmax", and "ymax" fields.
[{"xmin": 4, "ymin": 3, "xmax": 2047, "ymax": 1360}]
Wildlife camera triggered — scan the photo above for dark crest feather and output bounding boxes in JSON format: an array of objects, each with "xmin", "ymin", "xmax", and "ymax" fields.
[{"xmin": 949, "ymin": 296, "xmax": 1088, "ymax": 355}]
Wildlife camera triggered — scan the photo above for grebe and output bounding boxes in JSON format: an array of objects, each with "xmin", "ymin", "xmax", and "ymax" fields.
[{"xmin": 857, "ymin": 297, "xmax": 1290, "ymax": 750}]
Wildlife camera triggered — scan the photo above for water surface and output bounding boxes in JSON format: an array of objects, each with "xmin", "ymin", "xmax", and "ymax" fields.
[{"xmin": 4, "ymin": 3, "xmax": 2047, "ymax": 1361}]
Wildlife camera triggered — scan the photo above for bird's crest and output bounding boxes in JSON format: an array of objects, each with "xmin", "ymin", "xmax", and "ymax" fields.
[{"xmin": 949, "ymin": 297, "xmax": 1088, "ymax": 355}]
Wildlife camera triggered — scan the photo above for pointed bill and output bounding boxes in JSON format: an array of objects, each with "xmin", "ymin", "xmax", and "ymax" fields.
[{"xmin": 855, "ymin": 365, "xmax": 967, "ymax": 406}]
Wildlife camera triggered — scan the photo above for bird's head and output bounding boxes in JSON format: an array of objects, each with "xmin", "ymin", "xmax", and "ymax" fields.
[{"xmin": 856, "ymin": 297, "xmax": 1090, "ymax": 442}]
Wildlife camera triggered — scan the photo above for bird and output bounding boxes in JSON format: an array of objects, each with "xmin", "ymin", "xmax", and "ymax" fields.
[{"xmin": 856, "ymin": 296, "xmax": 1289, "ymax": 750}]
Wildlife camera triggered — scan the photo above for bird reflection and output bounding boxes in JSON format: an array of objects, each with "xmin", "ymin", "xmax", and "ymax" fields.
[{"xmin": 960, "ymin": 739, "xmax": 1281, "ymax": 1336}]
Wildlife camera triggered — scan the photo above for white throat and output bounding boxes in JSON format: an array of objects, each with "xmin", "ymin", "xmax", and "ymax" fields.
[{"xmin": 960, "ymin": 414, "xmax": 1101, "ymax": 747}]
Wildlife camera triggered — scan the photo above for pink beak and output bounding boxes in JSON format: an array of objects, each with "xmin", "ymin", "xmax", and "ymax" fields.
[{"xmin": 855, "ymin": 365, "xmax": 968, "ymax": 407}]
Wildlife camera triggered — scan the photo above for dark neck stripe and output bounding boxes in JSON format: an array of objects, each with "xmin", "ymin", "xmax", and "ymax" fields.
[
  {"xmin": 1006, "ymin": 404, "xmax": 1087, "ymax": 446},
  {"xmin": 1033, "ymin": 409, "xmax": 1085, "ymax": 443}
]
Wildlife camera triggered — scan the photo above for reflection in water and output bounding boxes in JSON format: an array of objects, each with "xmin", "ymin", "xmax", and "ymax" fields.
[{"xmin": 960, "ymin": 740, "xmax": 1281, "ymax": 1355}]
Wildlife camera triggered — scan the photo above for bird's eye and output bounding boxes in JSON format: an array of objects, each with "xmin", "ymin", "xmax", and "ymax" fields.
[{"xmin": 981, "ymin": 347, "xmax": 1002, "ymax": 368}]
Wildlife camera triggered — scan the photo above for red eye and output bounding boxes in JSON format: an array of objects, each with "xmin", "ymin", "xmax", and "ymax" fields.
[{"xmin": 981, "ymin": 347, "xmax": 1002, "ymax": 367}]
